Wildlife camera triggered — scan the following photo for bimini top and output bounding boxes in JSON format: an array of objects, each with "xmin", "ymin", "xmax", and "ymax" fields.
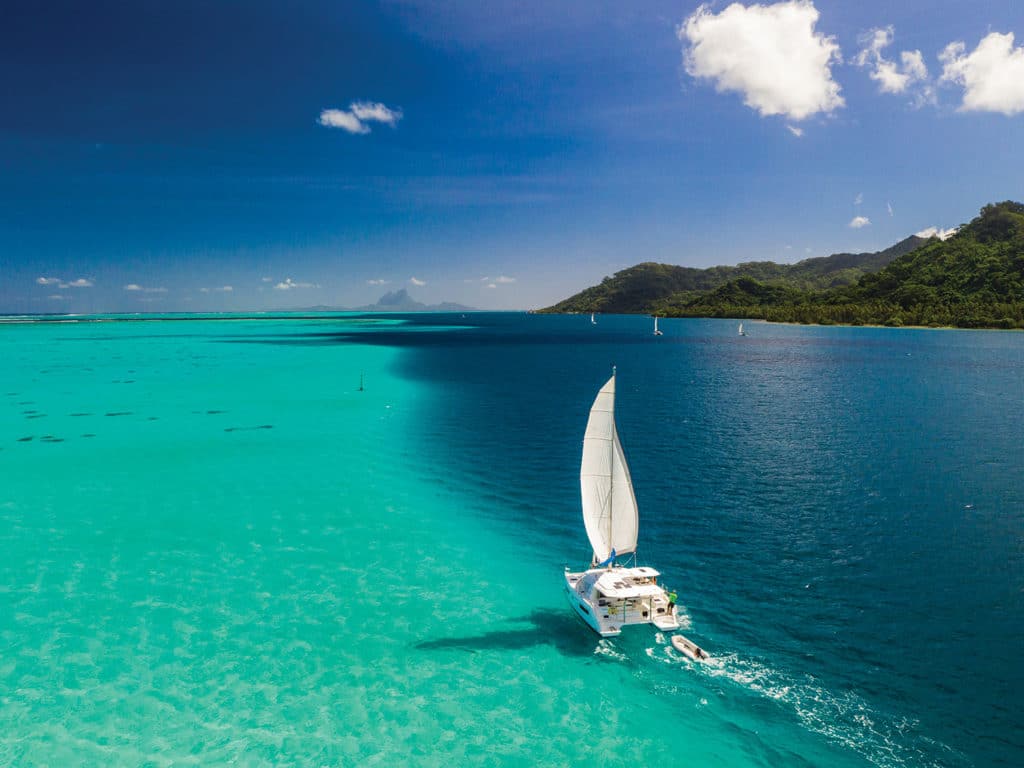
[{"xmin": 594, "ymin": 567, "xmax": 663, "ymax": 599}]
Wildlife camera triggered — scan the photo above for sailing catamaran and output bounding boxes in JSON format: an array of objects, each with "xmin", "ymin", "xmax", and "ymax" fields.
[{"xmin": 564, "ymin": 370, "xmax": 680, "ymax": 637}]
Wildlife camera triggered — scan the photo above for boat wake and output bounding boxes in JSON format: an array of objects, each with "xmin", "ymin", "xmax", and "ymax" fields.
[
  {"xmin": 644, "ymin": 645, "xmax": 967, "ymax": 768},
  {"xmin": 593, "ymin": 639, "xmax": 629, "ymax": 662}
]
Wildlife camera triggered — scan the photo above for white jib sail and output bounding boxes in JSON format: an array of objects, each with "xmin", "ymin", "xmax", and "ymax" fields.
[{"xmin": 580, "ymin": 373, "xmax": 639, "ymax": 564}]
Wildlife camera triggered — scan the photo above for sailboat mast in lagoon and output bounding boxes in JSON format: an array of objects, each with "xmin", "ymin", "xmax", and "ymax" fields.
[{"xmin": 564, "ymin": 369, "xmax": 681, "ymax": 637}]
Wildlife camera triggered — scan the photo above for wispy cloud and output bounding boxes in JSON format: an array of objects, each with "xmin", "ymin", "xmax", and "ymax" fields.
[
  {"xmin": 849, "ymin": 216, "xmax": 870, "ymax": 229},
  {"xmin": 855, "ymin": 26, "xmax": 931, "ymax": 104},
  {"xmin": 679, "ymin": 1, "xmax": 843, "ymax": 121},
  {"xmin": 36, "ymin": 276, "xmax": 93, "ymax": 288},
  {"xmin": 199, "ymin": 285, "xmax": 233, "ymax": 293},
  {"xmin": 319, "ymin": 101, "xmax": 403, "ymax": 134},
  {"xmin": 915, "ymin": 226, "xmax": 958, "ymax": 240},
  {"xmin": 366, "ymin": 279, "xmax": 391, "ymax": 286},
  {"xmin": 124, "ymin": 284, "xmax": 168, "ymax": 293},
  {"xmin": 261, "ymin": 276, "xmax": 273, "ymax": 283},
  {"xmin": 887, "ymin": 201, "xmax": 894, "ymax": 216},
  {"xmin": 854, "ymin": 192, "xmax": 863, "ymax": 206},
  {"xmin": 409, "ymin": 277, "xmax": 426, "ymax": 286},
  {"xmin": 47, "ymin": 294, "xmax": 66, "ymax": 300},
  {"xmin": 472, "ymin": 274, "xmax": 515, "ymax": 287},
  {"xmin": 786, "ymin": 124, "xmax": 804, "ymax": 137},
  {"xmin": 940, "ymin": 32, "xmax": 1024, "ymax": 115},
  {"xmin": 274, "ymin": 277, "xmax": 318, "ymax": 291}
]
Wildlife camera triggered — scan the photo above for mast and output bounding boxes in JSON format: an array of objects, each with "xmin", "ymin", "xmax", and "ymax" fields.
[{"xmin": 607, "ymin": 366, "xmax": 616, "ymax": 557}]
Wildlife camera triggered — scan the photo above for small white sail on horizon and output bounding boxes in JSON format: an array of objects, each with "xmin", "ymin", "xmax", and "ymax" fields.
[
  {"xmin": 738, "ymin": 322, "xmax": 746, "ymax": 336},
  {"xmin": 653, "ymin": 316, "xmax": 663, "ymax": 336},
  {"xmin": 591, "ymin": 312, "xmax": 596, "ymax": 324}
]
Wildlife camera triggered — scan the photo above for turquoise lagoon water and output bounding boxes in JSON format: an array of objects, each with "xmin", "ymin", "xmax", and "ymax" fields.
[{"xmin": 1, "ymin": 313, "xmax": 1022, "ymax": 766}]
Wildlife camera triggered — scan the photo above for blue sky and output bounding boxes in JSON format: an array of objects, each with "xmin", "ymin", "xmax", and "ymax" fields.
[{"xmin": 2, "ymin": 0, "xmax": 1022, "ymax": 312}]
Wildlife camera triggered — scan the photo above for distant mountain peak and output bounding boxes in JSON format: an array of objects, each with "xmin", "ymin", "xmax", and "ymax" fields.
[
  {"xmin": 345, "ymin": 288, "xmax": 475, "ymax": 313},
  {"xmin": 376, "ymin": 288, "xmax": 422, "ymax": 309}
]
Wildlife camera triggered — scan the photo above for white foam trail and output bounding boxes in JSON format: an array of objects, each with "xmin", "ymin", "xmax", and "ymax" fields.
[
  {"xmin": 593, "ymin": 640, "xmax": 628, "ymax": 662},
  {"xmin": 693, "ymin": 652, "xmax": 967, "ymax": 768}
]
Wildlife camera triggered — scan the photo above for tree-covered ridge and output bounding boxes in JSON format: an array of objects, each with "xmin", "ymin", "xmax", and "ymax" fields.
[
  {"xmin": 540, "ymin": 236, "xmax": 926, "ymax": 314},
  {"xmin": 665, "ymin": 202, "xmax": 1024, "ymax": 329}
]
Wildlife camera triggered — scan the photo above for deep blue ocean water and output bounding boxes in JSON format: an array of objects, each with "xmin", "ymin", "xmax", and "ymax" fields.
[{"xmin": 2, "ymin": 313, "xmax": 1022, "ymax": 766}]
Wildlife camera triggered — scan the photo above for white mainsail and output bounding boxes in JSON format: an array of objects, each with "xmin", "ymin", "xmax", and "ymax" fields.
[{"xmin": 580, "ymin": 372, "xmax": 639, "ymax": 564}]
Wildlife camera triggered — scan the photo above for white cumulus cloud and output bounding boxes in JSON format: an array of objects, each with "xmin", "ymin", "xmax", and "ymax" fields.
[
  {"xmin": 124, "ymin": 284, "xmax": 168, "ymax": 293},
  {"xmin": 940, "ymin": 32, "xmax": 1024, "ymax": 115},
  {"xmin": 350, "ymin": 102, "xmax": 402, "ymax": 126},
  {"xmin": 409, "ymin": 277, "xmax": 426, "ymax": 287},
  {"xmin": 318, "ymin": 109, "xmax": 369, "ymax": 134},
  {"xmin": 36, "ymin": 276, "xmax": 60, "ymax": 285},
  {"xmin": 915, "ymin": 226, "xmax": 958, "ymax": 240},
  {"xmin": 849, "ymin": 216, "xmax": 870, "ymax": 228},
  {"xmin": 679, "ymin": 1, "xmax": 844, "ymax": 121},
  {"xmin": 274, "ymin": 277, "xmax": 318, "ymax": 291},
  {"xmin": 855, "ymin": 26, "xmax": 929, "ymax": 98},
  {"xmin": 319, "ymin": 101, "xmax": 403, "ymax": 134}
]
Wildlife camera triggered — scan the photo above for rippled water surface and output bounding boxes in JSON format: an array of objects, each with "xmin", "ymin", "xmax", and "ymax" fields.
[{"xmin": 1, "ymin": 314, "xmax": 1022, "ymax": 766}]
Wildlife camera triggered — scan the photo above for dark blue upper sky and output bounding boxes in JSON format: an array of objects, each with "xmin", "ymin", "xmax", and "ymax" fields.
[{"xmin": 2, "ymin": 0, "xmax": 1022, "ymax": 312}]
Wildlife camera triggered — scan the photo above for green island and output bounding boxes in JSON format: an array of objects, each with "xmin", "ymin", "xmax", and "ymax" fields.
[{"xmin": 541, "ymin": 201, "xmax": 1024, "ymax": 329}]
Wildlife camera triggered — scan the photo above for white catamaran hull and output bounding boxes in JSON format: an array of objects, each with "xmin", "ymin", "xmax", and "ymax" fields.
[{"xmin": 564, "ymin": 566, "xmax": 680, "ymax": 637}]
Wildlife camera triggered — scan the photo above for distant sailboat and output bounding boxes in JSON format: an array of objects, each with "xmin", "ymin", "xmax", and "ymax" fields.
[
  {"xmin": 591, "ymin": 312, "xmax": 596, "ymax": 325},
  {"xmin": 564, "ymin": 369, "xmax": 681, "ymax": 637},
  {"xmin": 738, "ymin": 323, "xmax": 746, "ymax": 336},
  {"xmin": 653, "ymin": 316, "xmax": 663, "ymax": 336}
]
